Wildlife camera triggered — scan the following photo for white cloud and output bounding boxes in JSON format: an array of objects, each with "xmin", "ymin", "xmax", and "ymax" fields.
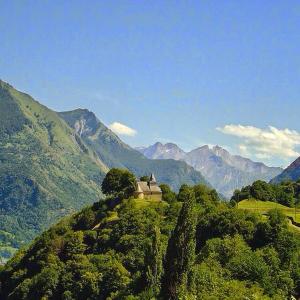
[
  {"xmin": 109, "ymin": 122, "xmax": 137, "ymax": 137},
  {"xmin": 238, "ymin": 144, "xmax": 249, "ymax": 156},
  {"xmin": 217, "ymin": 124, "xmax": 300, "ymax": 160}
]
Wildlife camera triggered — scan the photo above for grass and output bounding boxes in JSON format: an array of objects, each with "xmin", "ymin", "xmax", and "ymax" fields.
[
  {"xmin": 238, "ymin": 198, "xmax": 300, "ymax": 223},
  {"xmin": 105, "ymin": 211, "xmax": 119, "ymax": 222},
  {"xmin": 131, "ymin": 197, "xmax": 166, "ymax": 209},
  {"xmin": 96, "ymin": 198, "xmax": 166, "ymax": 229}
]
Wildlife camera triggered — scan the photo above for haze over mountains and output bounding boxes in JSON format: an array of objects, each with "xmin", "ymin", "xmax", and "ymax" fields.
[{"xmin": 137, "ymin": 142, "xmax": 283, "ymax": 197}]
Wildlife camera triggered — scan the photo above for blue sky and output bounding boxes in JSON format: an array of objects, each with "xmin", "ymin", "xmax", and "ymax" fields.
[{"xmin": 1, "ymin": 1, "xmax": 300, "ymax": 167}]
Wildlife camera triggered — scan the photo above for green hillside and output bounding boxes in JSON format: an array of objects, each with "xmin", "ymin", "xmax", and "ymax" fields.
[
  {"xmin": 0, "ymin": 80, "xmax": 106, "ymax": 261},
  {"xmin": 59, "ymin": 109, "xmax": 209, "ymax": 191},
  {"xmin": 238, "ymin": 199, "xmax": 300, "ymax": 223},
  {"xmin": 1, "ymin": 176, "xmax": 300, "ymax": 299}
]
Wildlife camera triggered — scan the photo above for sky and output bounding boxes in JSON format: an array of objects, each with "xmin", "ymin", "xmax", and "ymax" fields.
[{"xmin": 1, "ymin": 1, "xmax": 300, "ymax": 167}]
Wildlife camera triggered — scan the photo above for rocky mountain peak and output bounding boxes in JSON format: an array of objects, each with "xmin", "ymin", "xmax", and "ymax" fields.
[
  {"xmin": 59, "ymin": 109, "xmax": 100, "ymax": 137},
  {"xmin": 138, "ymin": 142, "xmax": 282, "ymax": 197}
]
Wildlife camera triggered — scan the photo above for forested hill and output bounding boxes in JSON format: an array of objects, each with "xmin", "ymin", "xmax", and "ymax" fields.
[
  {"xmin": 1, "ymin": 170, "xmax": 299, "ymax": 299},
  {"xmin": 231, "ymin": 179, "xmax": 300, "ymax": 208}
]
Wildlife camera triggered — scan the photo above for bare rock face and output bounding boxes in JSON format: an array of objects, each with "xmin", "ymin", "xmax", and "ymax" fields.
[
  {"xmin": 137, "ymin": 143, "xmax": 282, "ymax": 198},
  {"xmin": 140, "ymin": 142, "xmax": 186, "ymax": 160}
]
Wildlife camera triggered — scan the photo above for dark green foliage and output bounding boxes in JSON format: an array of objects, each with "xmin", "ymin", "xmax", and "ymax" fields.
[
  {"xmin": 162, "ymin": 185, "xmax": 197, "ymax": 299},
  {"xmin": 251, "ymin": 180, "xmax": 276, "ymax": 202},
  {"xmin": 101, "ymin": 168, "xmax": 136, "ymax": 199},
  {"xmin": 232, "ymin": 180, "xmax": 300, "ymax": 207},
  {"xmin": 144, "ymin": 226, "xmax": 163, "ymax": 296},
  {"xmin": 196, "ymin": 209, "xmax": 260, "ymax": 250},
  {"xmin": 159, "ymin": 184, "xmax": 176, "ymax": 204},
  {"xmin": 1, "ymin": 168, "xmax": 300, "ymax": 298},
  {"xmin": 196, "ymin": 208, "xmax": 300, "ymax": 298},
  {"xmin": 193, "ymin": 183, "xmax": 220, "ymax": 208},
  {"xmin": 140, "ymin": 175, "xmax": 150, "ymax": 182}
]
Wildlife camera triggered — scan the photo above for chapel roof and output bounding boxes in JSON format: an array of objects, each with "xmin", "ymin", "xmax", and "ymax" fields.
[{"xmin": 136, "ymin": 181, "xmax": 162, "ymax": 193}]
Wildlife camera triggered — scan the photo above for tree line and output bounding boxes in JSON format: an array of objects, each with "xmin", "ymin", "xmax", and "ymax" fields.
[{"xmin": 231, "ymin": 179, "xmax": 300, "ymax": 207}]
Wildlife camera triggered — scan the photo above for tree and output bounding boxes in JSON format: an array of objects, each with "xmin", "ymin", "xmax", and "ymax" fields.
[
  {"xmin": 61, "ymin": 231, "xmax": 86, "ymax": 260},
  {"xmin": 161, "ymin": 185, "xmax": 197, "ymax": 299},
  {"xmin": 145, "ymin": 226, "xmax": 163, "ymax": 296},
  {"xmin": 251, "ymin": 181, "xmax": 275, "ymax": 202},
  {"xmin": 140, "ymin": 175, "xmax": 150, "ymax": 182},
  {"xmin": 231, "ymin": 186, "xmax": 251, "ymax": 202},
  {"xmin": 159, "ymin": 184, "xmax": 176, "ymax": 204},
  {"xmin": 276, "ymin": 185, "xmax": 295, "ymax": 207},
  {"xmin": 101, "ymin": 168, "xmax": 136, "ymax": 199},
  {"xmin": 193, "ymin": 184, "xmax": 219, "ymax": 207}
]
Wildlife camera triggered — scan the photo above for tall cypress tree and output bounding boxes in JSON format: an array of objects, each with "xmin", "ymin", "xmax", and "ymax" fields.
[
  {"xmin": 161, "ymin": 185, "xmax": 197, "ymax": 299},
  {"xmin": 145, "ymin": 226, "xmax": 163, "ymax": 295}
]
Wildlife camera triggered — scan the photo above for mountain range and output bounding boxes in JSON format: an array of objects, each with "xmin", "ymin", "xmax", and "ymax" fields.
[
  {"xmin": 0, "ymin": 80, "xmax": 208, "ymax": 260},
  {"xmin": 137, "ymin": 142, "xmax": 283, "ymax": 197}
]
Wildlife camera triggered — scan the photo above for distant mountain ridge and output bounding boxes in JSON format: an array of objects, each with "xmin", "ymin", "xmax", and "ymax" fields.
[
  {"xmin": 271, "ymin": 156, "xmax": 300, "ymax": 183},
  {"xmin": 59, "ymin": 110, "xmax": 209, "ymax": 192},
  {"xmin": 137, "ymin": 142, "xmax": 282, "ymax": 197}
]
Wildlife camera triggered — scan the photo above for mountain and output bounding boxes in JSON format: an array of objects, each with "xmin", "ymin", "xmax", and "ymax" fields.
[
  {"xmin": 136, "ymin": 142, "xmax": 186, "ymax": 160},
  {"xmin": 137, "ymin": 143, "xmax": 282, "ymax": 197},
  {"xmin": 0, "ymin": 80, "xmax": 106, "ymax": 260},
  {"xmin": 0, "ymin": 80, "xmax": 208, "ymax": 260},
  {"xmin": 271, "ymin": 156, "xmax": 300, "ymax": 183},
  {"xmin": 59, "ymin": 110, "xmax": 209, "ymax": 191}
]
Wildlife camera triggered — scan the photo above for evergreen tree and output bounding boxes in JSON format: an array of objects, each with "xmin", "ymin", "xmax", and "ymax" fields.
[
  {"xmin": 145, "ymin": 226, "xmax": 163, "ymax": 296},
  {"xmin": 161, "ymin": 185, "xmax": 197, "ymax": 299}
]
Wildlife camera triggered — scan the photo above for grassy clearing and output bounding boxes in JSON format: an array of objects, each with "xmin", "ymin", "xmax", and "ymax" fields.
[
  {"xmin": 131, "ymin": 198, "xmax": 166, "ymax": 209},
  {"xmin": 238, "ymin": 198, "xmax": 300, "ymax": 223}
]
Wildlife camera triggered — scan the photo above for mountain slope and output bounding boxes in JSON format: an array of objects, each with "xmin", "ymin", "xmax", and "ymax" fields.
[
  {"xmin": 138, "ymin": 143, "xmax": 282, "ymax": 197},
  {"xmin": 271, "ymin": 157, "xmax": 300, "ymax": 183},
  {"xmin": 59, "ymin": 110, "xmax": 209, "ymax": 191},
  {"xmin": 0, "ymin": 80, "xmax": 106, "ymax": 260}
]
